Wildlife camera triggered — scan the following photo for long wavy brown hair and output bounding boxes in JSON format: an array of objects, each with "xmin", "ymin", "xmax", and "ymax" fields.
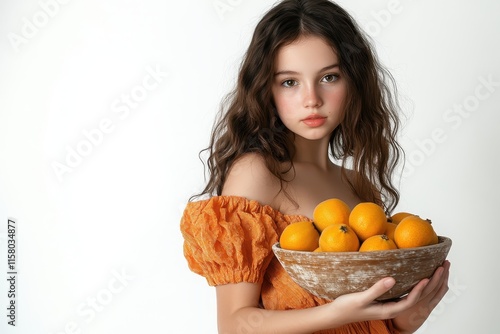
[{"xmin": 193, "ymin": 0, "xmax": 404, "ymax": 213}]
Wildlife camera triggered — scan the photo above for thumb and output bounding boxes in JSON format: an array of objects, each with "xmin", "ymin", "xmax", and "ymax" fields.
[{"xmin": 360, "ymin": 277, "xmax": 396, "ymax": 303}]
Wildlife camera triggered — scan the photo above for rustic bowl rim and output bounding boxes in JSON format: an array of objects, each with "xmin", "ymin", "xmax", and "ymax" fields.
[
  {"xmin": 272, "ymin": 235, "xmax": 452, "ymax": 255},
  {"xmin": 272, "ymin": 236, "xmax": 452, "ymax": 301}
]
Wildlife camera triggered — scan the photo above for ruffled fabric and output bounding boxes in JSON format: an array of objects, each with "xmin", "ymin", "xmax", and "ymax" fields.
[{"xmin": 180, "ymin": 196, "xmax": 399, "ymax": 334}]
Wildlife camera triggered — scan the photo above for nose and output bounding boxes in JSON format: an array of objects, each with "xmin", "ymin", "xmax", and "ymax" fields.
[{"xmin": 303, "ymin": 84, "xmax": 322, "ymax": 108}]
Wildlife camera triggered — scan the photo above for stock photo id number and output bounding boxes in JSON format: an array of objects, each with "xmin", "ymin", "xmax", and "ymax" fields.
[{"xmin": 6, "ymin": 218, "xmax": 17, "ymax": 326}]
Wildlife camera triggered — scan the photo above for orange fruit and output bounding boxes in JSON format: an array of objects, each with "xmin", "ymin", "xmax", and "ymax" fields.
[
  {"xmin": 279, "ymin": 221, "xmax": 320, "ymax": 251},
  {"xmin": 385, "ymin": 222, "xmax": 398, "ymax": 241},
  {"xmin": 313, "ymin": 247, "xmax": 322, "ymax": 252},
  {"xmin": 394, "ymin": 216, "xmax": 438, "ymax": 249},
  {"xmin": 313, "ymin": 198, "xmax": 351, "ymax": 232},
  {"xmin": 319, "ymin": 224, "xmax": 359, "ymax": 252},
  {"xmin": 359, "ymin": 234, "xmax": 398, "ymax": 252},
  {"xmin": 389, "ymin": 212, "xmax": 415, "ymax": 224},
  {"xmin": 348, "ymin": 202, "xmax": 387, "ymax": 241}
]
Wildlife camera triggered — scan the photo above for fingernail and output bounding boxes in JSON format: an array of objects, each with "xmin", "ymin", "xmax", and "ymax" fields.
[{"xmin": 384, "ymin": 277, "xmax": 396, "ymax": 288}]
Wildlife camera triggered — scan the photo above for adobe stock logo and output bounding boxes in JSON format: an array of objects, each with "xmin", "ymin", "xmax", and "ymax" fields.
[
  {"xmin": 48, "ymin": 268, "xmax": 134, "ymax": 334},
  {"xmin": 408, "ymin": 275, "xmax": 467, "ymax": 332},
  {"xmin": 7, "ymin": 0, "xmax": 73, "ymax": 53},
  {"xmin": 50, "ymin": 64, "xmax": 168, "ymax": 182},
  {"xmin": 213, "ymin": 0, "xmax": 243, "ymax": 21},
  {"xmin": 363, "ymin": 0, "xmax": 403, "ymax": 36},
  {"xmin": 403, "ymin": 74, "xmax": 499, "ymax": 178}
]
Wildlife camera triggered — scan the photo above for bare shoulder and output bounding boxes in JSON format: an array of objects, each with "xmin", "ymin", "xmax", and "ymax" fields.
[{"xmin": 221, "ymin": 153, "xmax": 281, "ymax": 206}]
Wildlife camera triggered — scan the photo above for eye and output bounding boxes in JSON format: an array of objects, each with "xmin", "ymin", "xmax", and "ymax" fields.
[
  {"xmin": 281, "ymin": 79, "xmax": 298, "ymax": 88},
  {"xmin": 322, "ymin": 74, "xmax": 339, "ymax": 83}
]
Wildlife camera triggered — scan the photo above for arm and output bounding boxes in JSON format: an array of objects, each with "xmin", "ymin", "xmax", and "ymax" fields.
[
  {"xmin": 216, "ymin": 276, "xmax": 439, "ymax": 334},
  {"xmin": 216, "ymin": 282, "xmax": 335, "ymax": 334}
]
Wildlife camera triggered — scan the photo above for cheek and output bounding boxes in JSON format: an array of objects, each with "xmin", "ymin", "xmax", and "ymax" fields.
[
  {"xmin": 324, "ymin": 85, "xmax": 347, "ymax": 113},
  {"xmin": 272, "ymin": 90, "xmax": 291, "ymax": 117},
  {"xmin": 274, "ymin": 95, "xmax": 287, "ymax": 110},
  {"xmin": 274, "ymin": 97, "xmax": 295, "ymax": 122}
]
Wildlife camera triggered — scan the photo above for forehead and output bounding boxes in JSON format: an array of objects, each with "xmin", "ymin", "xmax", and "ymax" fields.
[{"xmin": 274, "ymin": 36, "xmax": 339, "ymax": 71}]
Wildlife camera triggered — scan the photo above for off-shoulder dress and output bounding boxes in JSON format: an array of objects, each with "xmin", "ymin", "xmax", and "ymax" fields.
[{"xmin": 180, "ymin": 196, "xmax": 399, "ymax": 334}]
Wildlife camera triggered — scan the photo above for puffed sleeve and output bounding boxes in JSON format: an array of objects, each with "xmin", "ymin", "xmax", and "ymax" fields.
[{"xmin": 180, "ymin": 196, "xmax": 281, "ymax": 286}]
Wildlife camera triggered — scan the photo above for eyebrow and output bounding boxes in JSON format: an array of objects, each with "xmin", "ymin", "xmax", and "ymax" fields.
[{"xmin": 274, "ymin": 64, "xmax": 339, "ymax": 76}]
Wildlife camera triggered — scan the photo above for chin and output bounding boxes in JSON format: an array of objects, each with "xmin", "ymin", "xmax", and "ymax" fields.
[{"xmin": 296, "ymin": 132, "xmax": 332, "ymax": 142}]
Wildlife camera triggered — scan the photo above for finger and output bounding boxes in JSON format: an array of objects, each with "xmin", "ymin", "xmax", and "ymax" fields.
[
  {"xmin": 373, "ymin": 279, "xmax": 429, "ymax": 317},
  {"xmin": 359, "ymin": 277, "xmax": 396, "ymax": 304},
  {"xmin": 427, "ymin": 261, "xmax": 450, "ymax": 294},
  {"xmin": 399, "ymin": 277, "xmax": 429, "ymax": 305},
  {"xmin": 418, "ymin": 264, "xmax": 447, "ymax": 300},
  {"xmin": 422, "ymin": 267, "xmax": 445, "ymax": 298},
  {"xmin": 443, "ymin": 260, "xmax": 451, "ymax": 274},
  {"xmin": 430, "ymin": 261, "xmax": 451, "ymax": 302}
]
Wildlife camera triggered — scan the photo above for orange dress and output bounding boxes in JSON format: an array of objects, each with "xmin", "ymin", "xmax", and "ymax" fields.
[{"xmin": 180, "ymin": 196, "xmax": 399, "ymax": 334}]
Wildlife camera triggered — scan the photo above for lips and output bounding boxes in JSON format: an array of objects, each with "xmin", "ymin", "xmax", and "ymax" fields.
[{"xmin": 302, "ymin": 114, "xmax": 326, "ymax": 127}]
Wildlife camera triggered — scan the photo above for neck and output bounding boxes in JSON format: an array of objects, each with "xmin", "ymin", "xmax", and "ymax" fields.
[{"xmin": 292, "ymin": 135, "xmax": 332, "ymax": 171}]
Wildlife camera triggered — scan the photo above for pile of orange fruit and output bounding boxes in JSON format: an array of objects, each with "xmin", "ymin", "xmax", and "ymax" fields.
[{"xmin": 279, "ymin": 198, "xmax": 439, "ymax": 252}]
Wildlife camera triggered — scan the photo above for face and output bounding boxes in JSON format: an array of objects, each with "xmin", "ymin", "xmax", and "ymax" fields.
[{"xmin": 271, "ymin": 35, "xmax": 347, "ymax": 142}]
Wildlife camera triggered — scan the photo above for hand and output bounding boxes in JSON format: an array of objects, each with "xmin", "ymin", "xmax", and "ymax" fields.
[
  {"xmin": 391, "ymin": 260, "xmax": 451, "ymax": 333},
  {"xmin": 327, "ymin": 260, "xmax": 450, "ymax": 331}
]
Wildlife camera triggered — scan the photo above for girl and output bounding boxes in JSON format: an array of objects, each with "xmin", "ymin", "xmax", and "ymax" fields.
[{"xmin": 180, "ymin": 0, "xmax": 450, "ymax": 333}]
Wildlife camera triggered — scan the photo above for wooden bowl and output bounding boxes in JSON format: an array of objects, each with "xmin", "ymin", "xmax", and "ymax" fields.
[{"xmin": 272, "ymin": 236, "xmax": 452, "ymax": 301}]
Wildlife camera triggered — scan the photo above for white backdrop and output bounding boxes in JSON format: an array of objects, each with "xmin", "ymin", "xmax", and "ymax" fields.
[{"xmin": 1, "ymin": 0, "xmax": 499, "ymax": 333}]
